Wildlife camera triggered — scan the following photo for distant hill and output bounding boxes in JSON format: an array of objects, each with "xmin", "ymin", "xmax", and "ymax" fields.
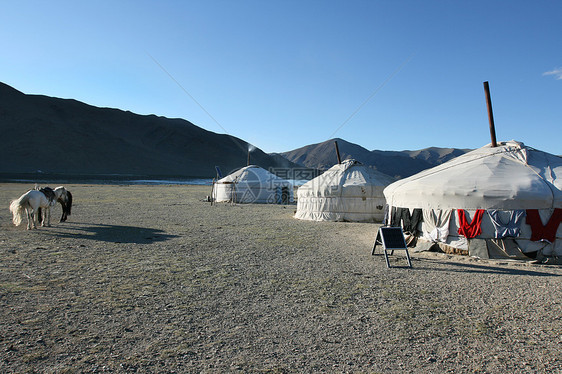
[
  {"xmin": 279, "ymin": 138, "xmax": 471, "ymax": 179},
  {"xmin": 0, "ymin": 82, "xmax": 300, "ymax": 180},
  {"xmin": 0, "ymin": 82, "xmax": 472, "ymax": 182}
]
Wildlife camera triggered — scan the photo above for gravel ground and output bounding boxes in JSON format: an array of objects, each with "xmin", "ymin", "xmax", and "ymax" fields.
[{"xmin": 1, "ymin": 183, "xmax": 561, "ymax": 373}]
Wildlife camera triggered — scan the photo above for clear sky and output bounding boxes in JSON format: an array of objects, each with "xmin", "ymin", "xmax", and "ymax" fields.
[{"xmin": 1, "ymin": 1, "xmax": 561, "ymax": 154}]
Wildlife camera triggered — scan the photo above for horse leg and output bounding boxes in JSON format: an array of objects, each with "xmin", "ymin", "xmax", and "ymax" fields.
[
  {"xmin": 27, "ymin": 208, "xmax": 36, "ymax": 229},
  {"xmin": 41, "ymin": 208, "xmax": 48, "ymax": 227},
  {"xmin": 60, "ymin": 202, "xmax": 67, "ymax": 222},
  {"xmin": 62, "ymin": 204, "xmax": 68, "ymax": 222},
  {"xmin": 25, "ymin": 208, "xmax": 31, "ymax": 230},
  {"xmin": 46, "ymin": 207, "xmax": 51, "ymax": 227}
]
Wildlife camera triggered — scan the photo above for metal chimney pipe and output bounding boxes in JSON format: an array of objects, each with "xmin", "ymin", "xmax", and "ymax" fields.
[
  {"xmin": 483, "ymin": 81, "xmax": 498, "ymax": 147},
  {"xmin": 334, "ymin": 141, "xmax": 342, "ymax": 164}
]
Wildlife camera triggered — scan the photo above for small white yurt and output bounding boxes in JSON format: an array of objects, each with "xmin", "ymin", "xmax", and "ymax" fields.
[
  {"xmin": 383, "ymin": 140, "xmax": 562, "ymax": 261},
  {"xmin": 295, "ymin": 159, "xmax": 394, "ymax": 222},
  {"xmin": 212, "ymin": 165, "xmax": 293, "ymax": 204}
]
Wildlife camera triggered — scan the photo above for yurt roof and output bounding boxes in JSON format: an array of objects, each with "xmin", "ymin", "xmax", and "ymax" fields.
[
  {"xmin": 300, "ymin": 159, "xmax": 394, "ymax": 190},
  {"xmin": 217, "ymin": 165, "xmax": 289, "ymax": 184},
  {"xmin": 384, "ymin": 140, "xmax": 562, "ymax": 210}
]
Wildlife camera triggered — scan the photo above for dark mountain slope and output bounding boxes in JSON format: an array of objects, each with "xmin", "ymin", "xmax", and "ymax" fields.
[{"xmin": 0, "ymin": 82, "xmax": 297, "ymax": 179}]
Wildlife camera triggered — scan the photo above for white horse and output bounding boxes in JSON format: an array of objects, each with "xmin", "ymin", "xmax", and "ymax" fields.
[{"xmin": 9, "ymin": 186, "xmax": 70, "ymax": 229}]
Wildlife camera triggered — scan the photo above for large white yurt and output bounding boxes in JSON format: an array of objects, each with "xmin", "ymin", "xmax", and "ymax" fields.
[
  {"xmin": 383, "ymin": 140, "xmax": 562, "ymax": 261},
  {"xmin": 212, "ymin": 165, "xmax": 293, "ymax": 204},
  {"xmin": 295, "ymin": 159, "xmax": 394, "ymax": 222}
]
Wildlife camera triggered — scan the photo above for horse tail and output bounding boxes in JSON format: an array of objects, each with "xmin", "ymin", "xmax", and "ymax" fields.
[
  {"xmin": 9, "ymin": 195, "xmax": 28, "ymax": 226},
  {"xmin": 66, "ymin": 191, "xmax": 72, "ymax": 215}
]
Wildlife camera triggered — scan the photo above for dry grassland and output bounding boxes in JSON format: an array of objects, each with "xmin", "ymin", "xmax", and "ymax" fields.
[{"xmin": 1, "ymin": 183, "xmax": 561, "ymax": 373}]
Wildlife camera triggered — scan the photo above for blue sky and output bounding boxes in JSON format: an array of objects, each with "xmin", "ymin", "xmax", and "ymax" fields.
[{"xmin": 1, "ymin": 1, "xmax": 560, "ymax": 154}]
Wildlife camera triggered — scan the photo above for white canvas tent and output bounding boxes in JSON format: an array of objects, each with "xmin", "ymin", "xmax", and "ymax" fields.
[
  {"xmin": 212, "ymin": 165, "xmax": 293, "ymax": 204},
  {"xmin": 383, "ymin": 141, "xmax": 562, "ymax": 260},
  {"xmin": 295, "ymin": 159, "xmax": 394, "ymax": 222}
]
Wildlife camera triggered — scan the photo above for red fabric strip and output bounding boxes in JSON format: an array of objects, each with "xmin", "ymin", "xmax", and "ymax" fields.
[
  {"xmin": 457, "ymin": 209, "xmax": 485, "ymax": 239},
  {"xmin": 525, "ymin": 208, "xmax": 562, "ymax": 243}
]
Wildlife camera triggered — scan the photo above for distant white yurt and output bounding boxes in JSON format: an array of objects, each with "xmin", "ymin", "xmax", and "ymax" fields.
[
  {"xmin": 384, "ymin": 141, "xmax": 562, "ymax": 261},
  {"xmin": 212, "ymin": 165, "xmax": 293, "ymax": 204},
  {"xmin": 295, "ymin": 159, "xmax": 394, "ymax": 222}
]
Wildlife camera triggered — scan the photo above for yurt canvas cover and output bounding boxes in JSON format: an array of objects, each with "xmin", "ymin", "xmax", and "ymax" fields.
[
  {"xmin": 383, "ymin": 141, "xmax": 562, "ymax": 260},
  {"xmin": 295, "ymin": 159, "xmax": 394, "ymax": 222},
  {"xmin": 213, "ymin": 165, "xmax": 293, "ymax": 204}
]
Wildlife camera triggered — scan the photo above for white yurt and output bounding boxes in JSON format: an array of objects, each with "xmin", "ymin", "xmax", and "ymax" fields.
[
  {"xmin": 295, "ymin": 159, "xmax": 394, "ymax": 222},
  {"xmin": 383, "ymin": 140, "xmax": 562, "ymax": 261},
  {"xmin": 212, "ymin": 165, "xmax": 293, "ymax": 204}
]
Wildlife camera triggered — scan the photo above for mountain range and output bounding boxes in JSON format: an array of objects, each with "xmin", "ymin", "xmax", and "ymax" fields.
[
  {"xmin": 0, "ymin": 82, "xmax": 298, "ymax": 180},
  {"xmin": 280, "ymin": 138, "xmax": 471, "ymax": 179},
  {"xmin": 0, "ymin": 82, "xmax": 470, "ymax": 181}
]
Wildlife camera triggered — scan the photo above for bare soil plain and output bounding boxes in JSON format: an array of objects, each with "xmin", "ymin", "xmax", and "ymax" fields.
[{"xmin": 1, "ymin": 183, "xmax": 561, "ymax": 373}]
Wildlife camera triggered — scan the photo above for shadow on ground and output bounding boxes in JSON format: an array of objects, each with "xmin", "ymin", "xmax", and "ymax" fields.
[
  {"xmin": 412, "ymin": 258, "xmax": 561, "ymax": 277},
  {"xmin": 45, "ymin": 222, "xmax": 178, "ymax": 244}
]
